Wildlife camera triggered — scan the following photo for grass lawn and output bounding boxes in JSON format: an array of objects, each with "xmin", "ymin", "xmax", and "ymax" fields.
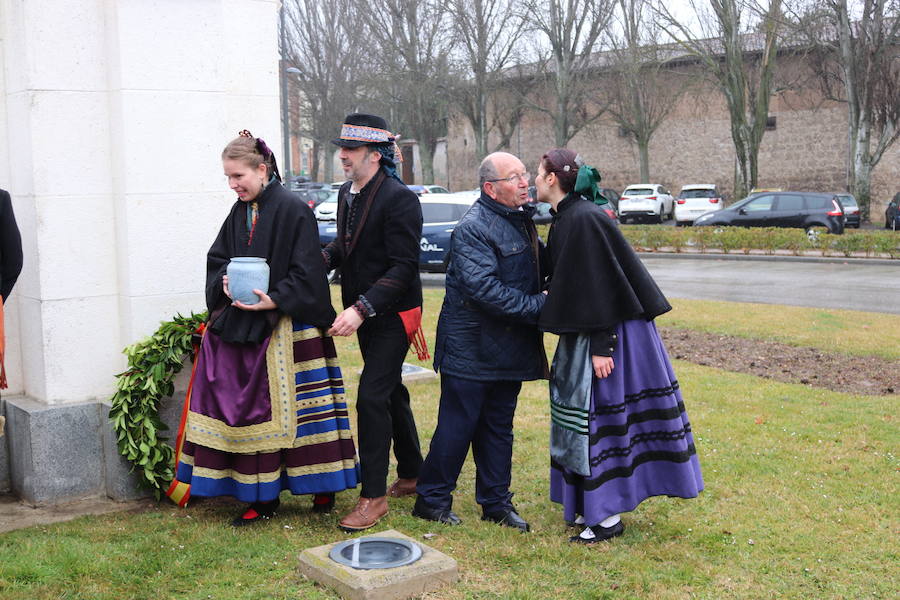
[{"xmin": 0, "ymin": 290, "xmax": 896, "ymax": 599}]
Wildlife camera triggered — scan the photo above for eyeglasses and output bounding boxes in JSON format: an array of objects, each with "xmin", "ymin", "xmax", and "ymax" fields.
[{"xmin": 487, "ymin": 172, "xmax": 530, "ymax": 184}]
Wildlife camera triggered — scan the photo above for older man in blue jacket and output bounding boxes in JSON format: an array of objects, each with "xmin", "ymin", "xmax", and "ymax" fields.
[{"xmin": 412, "ymin": 152, "xmax": 547, "ymax": 532}]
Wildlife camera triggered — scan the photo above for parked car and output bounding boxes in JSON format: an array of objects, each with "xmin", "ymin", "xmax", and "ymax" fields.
[
  {"xmin": 313, "ymin": 190, "xmax": 340, "ymax": 221},
  {"xmin": 834, "ymin": 193, "xmax": 860, "ymax": 228},
  {"xmin": 674, "ymin": 184, "xmax": 725, "ymax": 226},
  {"xmin": 527, "ymin": 186, "xmax": 619, "ymax": 224},
  {"xmin": 694, "ymin": 191, "xmax": 845, "ymax": 234},
  {"xmin": 618, "ymin": 184, "xmax": 674, "ymax": 223},
  {"xmin": 289, "ymin": 177, "xmax": 328, "ymax": 192},
  {"xmin": 530, "ymin": 201, "xmax": 552, "ymax": 224},
  {"xmin": 599, "ymin": 187, "xmax": 620, "ymax": 221},
  {"xmin": 885, "ymin": 194, "xmax": 899, "ymax": 230},
  {"xmin": 317, "ymin": 193, "xmax": 476, "ymax": 273},
  {"xmin": 296, "ymin": 187, "xmax": 331, "ymax": 210},
  {"xmin": 453, "ymin": 188, "xmax": 480, "ymax": 200},
  {"xmin": 407, "ymin": 184, "xmax": 451, "ymax": 195}
]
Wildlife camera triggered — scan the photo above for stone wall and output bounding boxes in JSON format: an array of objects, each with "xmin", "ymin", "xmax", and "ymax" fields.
[{"xmin": 447, "ymin": 57, "xmax": 899, "ymax": 218}]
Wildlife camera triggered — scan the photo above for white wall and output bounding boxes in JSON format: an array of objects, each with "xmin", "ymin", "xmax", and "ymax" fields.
[{"xmin": 1, "ymin": 0, "xmax": 280, "ymax": 403}]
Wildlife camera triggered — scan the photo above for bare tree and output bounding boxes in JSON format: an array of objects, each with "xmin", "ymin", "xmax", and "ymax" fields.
[
  {"xmin": 606, "ymin": 0, "xmax": 690, "ymax": 182},
  {"xmin": 447, "ymin": 0, "xmax": 528, "ymax": 158},
  {"xmin": 355, "ymin": 0, "xmax": 454, "ymax": 183},
  {"xmin": 658, "ymin": 0, "xmax": 784, "ymax": 200},
  {"xmin": 523, "ymin": 0, "xmax": 617, "ymax": 147},
  {"xmin": 282, "ymin": 0, "xmax": 366, "ymax": 182},
  {"xmin": 797, "ymin": 0, "xmax": 900, "ymax": 219}
]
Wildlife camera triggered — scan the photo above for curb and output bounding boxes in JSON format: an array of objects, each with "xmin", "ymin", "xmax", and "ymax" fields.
[{"xmin": 635, "ymin": 251, "xmax": 898, "ymax": 267}]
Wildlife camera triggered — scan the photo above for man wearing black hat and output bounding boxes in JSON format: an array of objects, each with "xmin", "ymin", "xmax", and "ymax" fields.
[{"xmin": 324, "ymin": 113, "xmax": 425, "ymax": 531}]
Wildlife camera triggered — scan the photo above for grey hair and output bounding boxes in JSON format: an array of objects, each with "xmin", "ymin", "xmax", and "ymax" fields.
[{"xmin": 478, "ymin": 155, "xmax": 500, "ymax": 190}]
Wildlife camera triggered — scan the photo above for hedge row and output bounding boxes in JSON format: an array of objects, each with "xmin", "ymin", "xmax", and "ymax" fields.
[{"xmin": 534, "ymin": 224, "xmax": 900, "ymax": 258}]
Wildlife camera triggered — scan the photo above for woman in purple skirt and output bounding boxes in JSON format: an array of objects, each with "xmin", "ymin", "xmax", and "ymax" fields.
[
  {"xmin": 535, "ymin": 148, "xmax": 703, "ymax": 544},
  {"xmin": 174, "ymin": 131, "xmax": 358, "ymax": 525}
]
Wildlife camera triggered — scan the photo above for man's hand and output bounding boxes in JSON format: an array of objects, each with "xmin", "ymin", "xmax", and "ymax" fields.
[
  {"xmin": 592, "ymin": 355, "xmax": 614, "ymax": 379},
  {"xmin": 233, "ymin": 289, "xmax": 277, "ymax": 311},
  {"xmin": 328, "ymin": 307, "xmax": 364, "ymax": 336}
]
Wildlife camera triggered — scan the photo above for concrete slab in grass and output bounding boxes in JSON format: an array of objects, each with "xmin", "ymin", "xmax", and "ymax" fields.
[{"xmin": 298, "ymin": 529, "xmax": 458, "ymax": 600}]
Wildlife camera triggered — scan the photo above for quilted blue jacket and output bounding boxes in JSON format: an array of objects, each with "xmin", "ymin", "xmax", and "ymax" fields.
[{"xmin": 433, "ymin": 193, "xmax": 548, "ymax": 381}]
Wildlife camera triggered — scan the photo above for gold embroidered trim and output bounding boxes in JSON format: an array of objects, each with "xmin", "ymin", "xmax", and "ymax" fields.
[{"xmin": 185, "ymin": 316, "xmax": 297, "ymax": 452}]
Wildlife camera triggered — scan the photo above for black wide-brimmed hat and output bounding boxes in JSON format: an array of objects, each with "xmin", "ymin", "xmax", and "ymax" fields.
[{"xmin": 331, "ymin": 113, "xmax": 394, "ymax": 148}]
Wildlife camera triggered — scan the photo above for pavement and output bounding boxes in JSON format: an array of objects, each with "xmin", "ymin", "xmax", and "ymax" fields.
[{"xmin": 0, "ymin": 493, "xmax": 153, "ymax": 534}]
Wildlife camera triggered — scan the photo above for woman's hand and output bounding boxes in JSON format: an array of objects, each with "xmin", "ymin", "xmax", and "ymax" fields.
[
  {"xmin": 222, "ymin": 274, "xmax": 232, "ymax": 299},
  {"xmin": 233, "ymin": 289, "xmax": 277, "ymax": 311},
  {"xmin": 592, "ymin": 355, "xmax": 614, "ymax": 379}
]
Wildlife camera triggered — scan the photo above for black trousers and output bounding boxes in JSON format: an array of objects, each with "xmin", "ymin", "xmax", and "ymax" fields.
[
  {"xmin": 416, "ymin": 375, "xmax": 521, "ymax": 513},
  {"xmin": 355, "ymin": 313, "xmax": 423, "ymax": 497}
]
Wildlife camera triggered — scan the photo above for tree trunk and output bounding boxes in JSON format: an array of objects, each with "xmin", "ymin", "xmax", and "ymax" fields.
[
  {"xmin": 310, "ymin": 140, "xmax": 321, "ymax": 182},
  {"xmin": 321, "ymin": 141, "xmax": 336, "ymax": 183},
  {"xmin": 852, "ymin": 140, "xmax": 874, "ymax": 221},
  {"xmin": 420, "ymin": 143, "xmax": 436, "ymax": 184},
  {"xmin": 637, "ymin": 137, "xmax": 650, "ymax": 183}
]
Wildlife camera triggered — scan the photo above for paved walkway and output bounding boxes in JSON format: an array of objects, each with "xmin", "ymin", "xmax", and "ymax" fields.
[{"xmin": 0, "ymin": 494, "xmax": 151, "ymax": 534}]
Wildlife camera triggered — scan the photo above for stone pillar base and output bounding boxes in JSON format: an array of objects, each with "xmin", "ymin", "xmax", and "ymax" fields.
[{"xmin": 2, "ymin": 394, "xmax": 182, "ymax": 505}]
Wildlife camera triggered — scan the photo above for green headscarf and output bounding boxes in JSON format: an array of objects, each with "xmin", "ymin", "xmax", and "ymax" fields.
[{"xmin": 573, "ymin": 163, "xmax": 608, "ymax": 206}]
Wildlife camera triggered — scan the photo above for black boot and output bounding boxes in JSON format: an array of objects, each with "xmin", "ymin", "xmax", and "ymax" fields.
[{"xmin": 311, "ymin": 493, "xmax": 335, "ymax": 513}]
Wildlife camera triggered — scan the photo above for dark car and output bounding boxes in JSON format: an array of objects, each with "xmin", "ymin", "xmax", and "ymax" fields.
[
  {"xmin": 599, "ymin": 187, "xmax": 620, "ymax": 220},
  {"xmin": 317, "ymin": 193, "xmax": 476, "ymax": 274},
  {"xmin": 289, "ymin": 176, "xmax": 328, "ymax": 191},
  {"xmin": 296, "ymin": 188, "xmax": 331, "ymax": 210},
  {"xmin": 528, "ymin": 187, "xmax": 619, "ymax": 225},
  {"xmin": 886, "ymin": 195, "xmax": 900, "ymax": 230},
  {"xmin": 693, "ymin": 191, "xmax": 845, "ymax": 234},
  {"xmin": 835, "ymin": 193, "xmax": 860, "ymax": 228}
]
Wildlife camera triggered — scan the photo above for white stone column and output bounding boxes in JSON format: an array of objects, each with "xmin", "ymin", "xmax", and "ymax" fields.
[{"xmin": 1, "ymin": 0, "xmax": 281, "ymax": 503}]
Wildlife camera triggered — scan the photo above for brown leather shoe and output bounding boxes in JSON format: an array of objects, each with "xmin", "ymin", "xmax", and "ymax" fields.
[
  {"xmin": 339, "ymin": 496, "xmax": 388, "ymax": 532},
  {"xmin": 387, "ymin": 477, "xmax": 418, "ymax": 498}
]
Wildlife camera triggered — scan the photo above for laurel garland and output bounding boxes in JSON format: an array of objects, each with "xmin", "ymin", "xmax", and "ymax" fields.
[{"xmin": 108, "ymin": 312, "xmax": 207, "ymax": 497}]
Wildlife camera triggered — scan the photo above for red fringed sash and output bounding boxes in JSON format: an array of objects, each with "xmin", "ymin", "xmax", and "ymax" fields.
[
  {"xmin": 398, "ymin": 306, "xmax": 430, "ymax": 361},
  {"xmin": 165, "ymin": 324, "xmax": 205, "ymax": 507},
  {"xmin": 0, "ymin": 296, "xmax": 6, "ymax": 389}
]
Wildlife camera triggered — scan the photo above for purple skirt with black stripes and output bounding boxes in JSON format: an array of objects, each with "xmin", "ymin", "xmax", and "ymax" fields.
[{"xmin": 550, "ymin": 319, "xmax": 703, "ymax": 526}]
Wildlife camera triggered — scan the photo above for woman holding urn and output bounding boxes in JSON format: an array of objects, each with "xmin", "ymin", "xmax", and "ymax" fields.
[{"xmin": 173, "ymin": 131, "xmax": 358, "ymax": 525}]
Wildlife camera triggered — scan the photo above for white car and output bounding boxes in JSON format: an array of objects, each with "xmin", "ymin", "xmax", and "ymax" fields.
[
  {"xmin": 313, "ymin": 190, "xmax": 340, "ymax": 221},
  {"xmin": 674, "ymin": 184, "xmax": 725, "ymax": 226},
  {"xmin": 619, "ymin": 184, "xmax": 674, "ymax": 223}
]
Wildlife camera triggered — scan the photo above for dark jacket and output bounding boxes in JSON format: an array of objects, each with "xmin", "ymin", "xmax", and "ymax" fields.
[
  {"xmin": 0, "ymin": 189, "xmax": 23, "ymax": 302},
  {"xmin": 434, "ymin": 193, "xmax": 548, "ymax": 382},
  {"xmin": 539, "ymin": 195, "xmax": 671, "ymax": 341},
  {"xmin": 206, "ymin": 181, "xmax": 336, "ymax": 344},
  {"xmin": 323, "ymin": 171, "xmax": 423, "ymax": 314}
]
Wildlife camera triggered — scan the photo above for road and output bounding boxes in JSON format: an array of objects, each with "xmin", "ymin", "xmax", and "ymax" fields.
[{"xmin": 421, "ymin": 255, "xmax": 899, "ymax": 314}]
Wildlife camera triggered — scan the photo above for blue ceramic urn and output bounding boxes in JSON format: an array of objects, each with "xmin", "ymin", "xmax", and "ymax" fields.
[{"xmin": 226, "ymin": 257, "xmax": 270, "ymax": 305}]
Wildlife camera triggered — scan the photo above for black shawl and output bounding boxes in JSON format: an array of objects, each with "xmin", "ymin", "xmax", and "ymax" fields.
[
  {"xmin": 539, "ymin": 195, "xmax": 671, "ymax": 334},
  {"xmin": 206, "ymin": 181, "xmax": 335, "ymax": 343}
]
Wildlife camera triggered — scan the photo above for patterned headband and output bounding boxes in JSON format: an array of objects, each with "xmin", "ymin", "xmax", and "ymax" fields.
[{"xmin": 339, "ymin": 123, "xmax": 395, "ymax": 144}]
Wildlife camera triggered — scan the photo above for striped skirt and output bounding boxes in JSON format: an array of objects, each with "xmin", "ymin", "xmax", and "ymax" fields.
[
  {"xmin": 550, "ymin": 319, "xmax": 703, "ymax": 526},
  {"xmin": 175, "ymin": 317, "xmax": 359, "ymax": 503}
]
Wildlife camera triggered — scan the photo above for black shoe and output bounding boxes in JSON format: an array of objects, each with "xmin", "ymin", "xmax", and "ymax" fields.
[
  {"xmin": 311, "ymin": 493, "xmax": 335, "ymax": 513},
  {"xmin": 482, "ymin": 508, "xmax": 530, "ymax": 532},
  {"xmin": 569, "ymin": 520, "xmax": 625, "ymax": 544},
  {"xmin": 412, "ymin": 497, "xmax": 462, "ymax": 525},
  {"xmin": 232, "ymin": 498, "xmax": 280, "ymax": 527}
]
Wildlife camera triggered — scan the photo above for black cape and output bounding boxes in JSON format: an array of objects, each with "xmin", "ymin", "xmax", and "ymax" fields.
[
  {"xmin": 206, "ymin": 181, "xmax": 335, "ymax": 344},
  {"xmin": 539, "ymin": 195, "xmax": 671, "ymax": 334}
]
